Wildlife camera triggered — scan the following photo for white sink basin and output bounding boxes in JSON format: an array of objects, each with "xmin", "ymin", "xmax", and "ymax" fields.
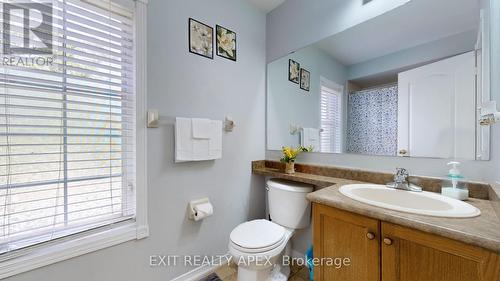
[{"xmin": 339, "ymin": 184, "xmax": 481, "ymax": 218}]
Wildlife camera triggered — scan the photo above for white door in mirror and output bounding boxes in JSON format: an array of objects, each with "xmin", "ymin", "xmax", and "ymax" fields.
[
  {"xmin": 397, "ymin": 52, "xmax": 476, "ymax": 159},
  {"xmin": 339, "ymin": 184, "xmax": 481, "ymax": 218}
]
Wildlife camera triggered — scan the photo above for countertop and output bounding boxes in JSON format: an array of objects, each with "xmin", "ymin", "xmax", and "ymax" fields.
[{"xmin": 253, "ymin": 164, "xmax": 500, "ymax": 253}]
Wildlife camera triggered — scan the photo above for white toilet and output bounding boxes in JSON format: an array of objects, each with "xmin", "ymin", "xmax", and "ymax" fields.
[{"xmin": 228, "ymin": 179, "xmax": 313, "ymax": 281}]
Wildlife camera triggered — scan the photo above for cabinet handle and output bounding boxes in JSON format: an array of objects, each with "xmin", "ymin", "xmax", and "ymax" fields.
[
  {"xmin": 383, "ymin": 237, "xmax": 393, "ymax": 245},
  {"xmin": 366, "ymin": 232, "xmax": 375, "ymax": 240}
]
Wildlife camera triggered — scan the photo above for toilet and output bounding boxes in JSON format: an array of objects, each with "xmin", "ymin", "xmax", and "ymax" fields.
[{"xmin": 228, "ymin": 179, "xmax": 313, "ymax": 281}]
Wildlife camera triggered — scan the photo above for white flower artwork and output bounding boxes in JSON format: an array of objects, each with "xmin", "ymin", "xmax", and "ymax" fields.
[
  {"xmin": 288, "ymin": 59, "xmax": 300, "ymax": 84},
  {"xmin": 189, "ymin": 18, "xmax": 213, "ymax": 59},
  {"xmin": 300, "ymin": 68, "xmax": 310, "ymax": 91},
  {"xmin": 216, "ymin": 25, "xmax": 236, "ymax": 61}
]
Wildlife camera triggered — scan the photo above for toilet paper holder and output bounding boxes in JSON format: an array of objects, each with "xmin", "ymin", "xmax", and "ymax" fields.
[{"xmin": 188, "ymin": 198, "xmax": 214, "ymax": 221}]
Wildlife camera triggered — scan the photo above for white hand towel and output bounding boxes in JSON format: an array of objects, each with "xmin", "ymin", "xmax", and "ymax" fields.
[
  {"xmin": 175, "ymin": 117, "xmax": 222, "ymax": 162},
  {"xmin": 192, "ymin": 138, "xmax": 210, "ymax": 161},
  {"xmin": 208, "ymin": 120, "xmax": 222, "ymax": 159},
  {"xmin": 301, "ymin": 128, "xmax": 320, "ymax": 152},
  {"xmin": 300, "ymin": 128, "xmax": 305, "ymax": 146},
  {"xmin": 308, "ymin": 128, "xmax": 320, "ymax": 141},
  {"xmin": 300, "ymin": 128, "xmax": 310, "ymax": 147},
  {"xmin": 175, "ymin": 117, "xmax": 193, "ymax": 162},
  {"xmin": 192, "ymin": 118, "xmax": 212, "ymax": 139}
]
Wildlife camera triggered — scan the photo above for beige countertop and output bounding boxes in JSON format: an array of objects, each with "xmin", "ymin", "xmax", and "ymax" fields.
[{"xmin": 253, "ymin": 163, "xmax": 500, "ymax": 254}]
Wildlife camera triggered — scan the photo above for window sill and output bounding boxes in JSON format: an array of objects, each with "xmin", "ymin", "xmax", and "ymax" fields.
[{"xmin": 0, "ymin": 223, "xmax": 149, "ymax": 279}]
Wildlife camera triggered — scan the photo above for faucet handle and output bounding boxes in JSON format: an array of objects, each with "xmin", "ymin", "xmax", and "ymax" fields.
[
  {"xmin": 394, "ymin": 168, "xmax": 409, "ymax": 182},
  {"xmin": 396, "ymin": 168, "xmax": 408, "ymax": 175}
]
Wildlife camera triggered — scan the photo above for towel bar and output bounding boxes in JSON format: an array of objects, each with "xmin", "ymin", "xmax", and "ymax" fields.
[
  {"xmin": 146, "ymin": 109, "xmax": 235, "ymax": 131},
  {"xmin": 289, "ymin": 123, "xmax": 324, "ymax": 135}
]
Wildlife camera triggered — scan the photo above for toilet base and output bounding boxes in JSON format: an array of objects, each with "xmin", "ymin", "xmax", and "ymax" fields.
[
  {"xmin": 237, "ymin": 265, "xmax": 273, "ymax": 281},
  {"xmin": 236, "ymin": 264, "xmax": 289, "ymax": 281},
  {"xmin": 269, "ymin": 264, "xmax": 289, "ymax": 281}
]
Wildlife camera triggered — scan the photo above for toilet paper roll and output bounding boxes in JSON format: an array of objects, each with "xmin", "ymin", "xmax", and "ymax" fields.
[{"xmin": 193, "ymin": 202, "xmax": 213, "ymax": 221}]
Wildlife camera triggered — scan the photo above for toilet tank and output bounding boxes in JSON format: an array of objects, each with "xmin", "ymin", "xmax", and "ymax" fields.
[{"xmin": 267, "ymin": 179, "xmax": 314, "ymax": 229}]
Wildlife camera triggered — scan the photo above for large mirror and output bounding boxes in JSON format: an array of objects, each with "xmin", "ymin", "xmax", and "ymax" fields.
[{"xmin": 267, "ymin": 0, "xmax": 490, "ymax": 160}]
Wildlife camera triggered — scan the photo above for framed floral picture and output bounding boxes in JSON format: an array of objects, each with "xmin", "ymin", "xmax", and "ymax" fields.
[
  {"xmin": 300, "ymin": 68, "xmax": 310, "ymax": 91},
  {"xmin": 189, "ymin": 18, "xmax": 213, "ymax": 59},
  {"xmin": 288, "ymin": 59, "xmax": 300, "ymax": 84},
  {"xmin": 216, "ymin": 25, "xmax": 236, "ymax": 61}
]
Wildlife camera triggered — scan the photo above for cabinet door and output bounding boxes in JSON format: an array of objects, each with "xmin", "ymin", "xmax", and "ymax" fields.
[
  {"xmin": 381, "ymin": 222, "xmax": 500, "ymax": 281},
  {"xmin": 313, "ymin": 203, "xmax": 380, "ymax": 281}
]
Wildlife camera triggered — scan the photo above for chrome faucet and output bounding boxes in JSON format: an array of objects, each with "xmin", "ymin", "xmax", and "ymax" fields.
[{"xmin": 386, "ymin": 168, "xmax": 422, "ymax": 192}]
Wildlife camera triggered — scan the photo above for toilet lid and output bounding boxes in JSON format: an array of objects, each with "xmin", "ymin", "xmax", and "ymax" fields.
[{"xmin": 230, "ymin": 219, "xmax": 286, "ymax": 251}]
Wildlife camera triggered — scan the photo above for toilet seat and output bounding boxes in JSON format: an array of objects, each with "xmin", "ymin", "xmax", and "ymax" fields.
[{"xmin": 230, "ymin": 219, "xmax": 286, "ymax": 253}]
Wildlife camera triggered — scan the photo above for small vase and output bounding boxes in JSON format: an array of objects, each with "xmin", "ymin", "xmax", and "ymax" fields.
[{"xmin": 285, "ymin": 162, "xmax": 295, "ymax": 174}]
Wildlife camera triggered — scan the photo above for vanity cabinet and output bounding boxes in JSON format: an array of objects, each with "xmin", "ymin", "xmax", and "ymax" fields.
[
  {"xmin": 313, "ymin": 203, "xmax": 500, "ymax": 281},
  {"xmin": 312, "ymin": 203, "xmax": 380, "ymax": 281},
  {"xmin": 381, "ymin": 222, "xmax": 500, "ymax": 281}
]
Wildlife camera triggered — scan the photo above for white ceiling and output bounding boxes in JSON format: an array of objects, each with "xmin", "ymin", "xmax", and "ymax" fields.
[
  {"xmin": 316, "ymin": 0, "xmax": 480, "ymax": 66},
  {"xmin": 248, "ymin": 0, "xmax": 286, "ymax": 13}
]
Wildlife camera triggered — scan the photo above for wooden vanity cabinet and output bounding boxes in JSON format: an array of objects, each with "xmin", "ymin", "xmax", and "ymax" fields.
[
  {"xmin": 313, "ymin": 203, "xmax": 500, "ymax": 281},
  {"xmin": 381, "ymin": 222, "xmax": 500, "ymax": 281},
  {"xmin": 312, "ymin": 203, "xmax": 380, "ymax": 281}
]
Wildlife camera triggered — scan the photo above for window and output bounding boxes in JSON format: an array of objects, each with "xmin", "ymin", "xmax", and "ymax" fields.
[
  {"xmin": 0, "ymin": 0, "xmax": 137, "ymax": 258},
  {"xmin": 320, "ymin": 80, "xmax": 343, "ymax": 153}
]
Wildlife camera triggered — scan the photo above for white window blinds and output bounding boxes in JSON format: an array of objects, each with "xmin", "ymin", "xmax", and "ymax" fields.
[
  {"xmin": 320, "ymin": 84, "xmax": 343, "ymax": 153},
  {"xmin": 0, "ymin": 0, "xmax": 135, "ymax": 255}
]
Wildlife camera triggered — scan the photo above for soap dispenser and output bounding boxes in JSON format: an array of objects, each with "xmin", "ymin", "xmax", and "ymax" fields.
[{"xmin": 441, "ymin": 161, "xmax": 469, "ymax": 200}]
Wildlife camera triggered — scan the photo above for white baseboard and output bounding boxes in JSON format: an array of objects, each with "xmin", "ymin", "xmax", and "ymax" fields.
[{"xmin": 170, "ymin": 254, "xmax": 230, "ymax": 281}]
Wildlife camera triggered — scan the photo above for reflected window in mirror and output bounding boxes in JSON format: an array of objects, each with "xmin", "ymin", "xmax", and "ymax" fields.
[{"xmin": 320, "ymin": 79, "xmax": 344, "ymax": 153}]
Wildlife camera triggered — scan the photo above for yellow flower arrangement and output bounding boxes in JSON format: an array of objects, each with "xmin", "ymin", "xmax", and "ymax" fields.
[{"xmin": 280, "ymin": 145, "xmax": 312, "ymax": 163}]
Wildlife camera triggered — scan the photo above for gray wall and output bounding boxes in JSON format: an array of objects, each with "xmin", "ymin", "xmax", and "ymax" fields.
[
  {"xmin": 267, "ymin": 46, "xmax": 347, "ymax": 150},
  {"xmin": 266, "ymin": 0, "xmax": 500, "ymax": 183},
  {"xmin": 347, "ymin": 30, "xmax": 477, "ymax": 80},
  {"xmin": 6, "ymin": 0, "xmax": 267, "ymax": 280},
  {"xmin": 266, "ymin": 0, "xmax": 411, "ymax": 62}
]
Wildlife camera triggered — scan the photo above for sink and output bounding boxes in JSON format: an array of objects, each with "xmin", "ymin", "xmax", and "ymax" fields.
[{"xmin": 339, "ymin": 184, "xmax": 481, "ymax": 218}]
